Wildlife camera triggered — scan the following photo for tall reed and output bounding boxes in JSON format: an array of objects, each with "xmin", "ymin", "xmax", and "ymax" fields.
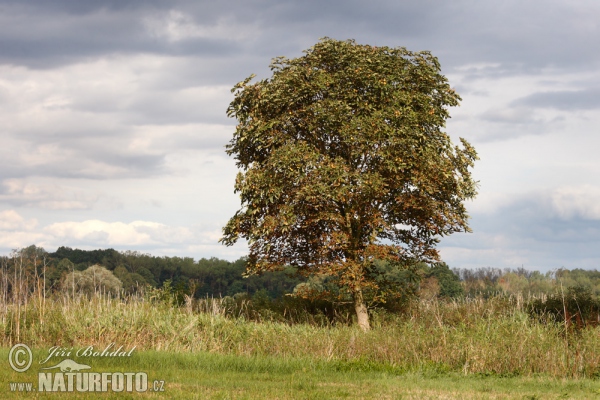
[{"xmin": 1, "ymin": 288, "xmax": 599, "ymax": 378}]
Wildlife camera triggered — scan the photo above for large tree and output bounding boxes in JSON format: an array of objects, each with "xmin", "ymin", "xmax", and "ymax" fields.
[{"xmin": 221, "ymin": 38, "xmax": 478, "ymax": 330}]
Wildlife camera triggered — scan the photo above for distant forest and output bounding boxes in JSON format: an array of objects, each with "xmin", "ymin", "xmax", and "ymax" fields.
[
  {"xmin": 2, "ymin": 245, "xmax": 600, "ymax": 301},
  {"xmin": 47, "ymin": 246, "xmax": 304, "ymax": 299}
]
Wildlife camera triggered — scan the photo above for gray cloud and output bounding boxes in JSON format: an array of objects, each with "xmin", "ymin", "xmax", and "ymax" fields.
[
  {"xmin": 0, "ymin": 0, "xmax": 165, "ymax": 14},
  {"xmin": 0, "ymin": 1, "xmax": 242, "ymax": 68},
  {"xmin": 1, "ymin": 0, "xmax": 600, "ymax": 266},
  {"xmin": 0, "ymin": 128, "xmax": 169, "ymax": 180},
  {"xmin": 479, "ymin": 107, "xmax": 538, "ymax": 124},
  {"xmin": 512, "ymin": 88, "xmax": 600, "ymax": 111},
  {"xmin": 440, "ymin": 190, "xmax": 600, "ymax": 270},
  {"xmin": 0, "ymin": 0, "xmax": 598, "ymax": 73},
  {"xmin": 0, "ymin": 179, "xmax": 98, "ymax": 209}
]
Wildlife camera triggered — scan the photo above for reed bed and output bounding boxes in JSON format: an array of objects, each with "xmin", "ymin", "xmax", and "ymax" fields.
[{"xmin": 1, "ymin": 290, "xmax": 599, "ymax": 379}]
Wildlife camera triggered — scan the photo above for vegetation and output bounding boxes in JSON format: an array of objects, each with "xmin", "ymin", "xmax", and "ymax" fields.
[
  {"xmin": 2, "ymin": 250, "xmax": 600, "ymax": 378},
  {"xmin": 3, "ymin": 350, "xmax": 600, "ymax": 399},
  {"xmin": 1, "ymin": 286, "xmax": 600, "ymax": 378},
  {"xmin": 0, "ymin": 245, "xmax": 304, "ymax": 303},
  {"xmin": 4, "ymin": 245, "xmax": 600, "ymax": 304},
  {"xmin": 62, "ymin": 264, "xmax": 122, "ymax": 297},
  {"xmin": 222, "ymin": 38, "xmax": 478, "ymax": 330},
  {"xmin": 2, "ymin": 245, "xmax": 600, "ymax": 397}
]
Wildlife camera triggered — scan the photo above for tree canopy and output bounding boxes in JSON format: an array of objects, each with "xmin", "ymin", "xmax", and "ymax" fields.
[{"xmin": 221, "ymin": 38, "xmax": 478, "ymax": 330}]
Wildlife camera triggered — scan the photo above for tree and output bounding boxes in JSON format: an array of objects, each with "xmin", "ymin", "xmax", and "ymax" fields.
[
  {"xmin": 221, "ymin": 38, "xmax": 478, "ymax": 330},
  {"xmin": 62, "ymin": 265, "xmax": 122, "ymax": 297},
  {"xmin": 425, "ymin": 262, "xmax": 464, "ymax": 299}
]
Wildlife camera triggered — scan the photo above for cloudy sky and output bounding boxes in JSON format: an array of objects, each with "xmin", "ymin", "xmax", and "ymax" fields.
[{"xmin": 0, "ymin": 0, "xmax": 598, "ymax": 271}]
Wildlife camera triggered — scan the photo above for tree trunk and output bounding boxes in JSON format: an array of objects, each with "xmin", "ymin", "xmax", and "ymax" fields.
[{"xmin": 354, "ymin": 289, "xmax": 370, "ymax": 331}]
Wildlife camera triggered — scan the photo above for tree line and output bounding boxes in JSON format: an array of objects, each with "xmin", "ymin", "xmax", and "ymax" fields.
[
  {"xmin": 1, "ymin": 245, "xmax": 305, "ymax": 301},
  {"xmin": 2, "ymin": 245, "xmax": 600, "ymax": 306},
  {"xmin": 0, "ymin": 245, "xmax": 463, "ymax": 307}
]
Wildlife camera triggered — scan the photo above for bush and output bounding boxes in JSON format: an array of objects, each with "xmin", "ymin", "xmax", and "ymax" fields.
[
  {"xmin": 61, "ymin": 265, "xmax": 122, "ymax": 297},
  {"xmin": 528, "ymin": 285, "xmax": 600, "ymax": 328},
  {"xmin": 425, "ymin": 262, "xmax": 464, "ymax": 299}
]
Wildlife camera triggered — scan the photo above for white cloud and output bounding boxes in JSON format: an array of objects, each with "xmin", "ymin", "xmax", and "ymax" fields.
[
  {"xmin": 44, "ymin": 220, "xmax": 195, "ymax": 247},
  {"xmin": 465, "ymin": 191, "xmax": 515, "ymax": 215},
  {"xmin": 0, "ymin": 210, "xmax": 43, "ymax": 249},
  {"xmin": 549, "ymin": 185, "xmax": 600, "ymax": 220},
  {"xmin": 0, "ymin": 209, "xmax": 248, "ymax": 260},
  {"xmin": 479, "ymin": 107, "xmax": 537, "ymax": 124},
  {"xmin": 465, "ymin": 185, "xmax": 600, "ymax": 222},
  {"xmin": 0, "ymin": 209, "xmax": 37, "ymax": 231},
  {"xmin": 447, "ymin": 67, "xmax": 600, "ymax": 142}
]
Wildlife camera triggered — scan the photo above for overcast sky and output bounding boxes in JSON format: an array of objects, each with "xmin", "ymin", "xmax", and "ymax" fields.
[{"xmin": 0, "ymin": 0, "xmax": 598, "ymax": 271}]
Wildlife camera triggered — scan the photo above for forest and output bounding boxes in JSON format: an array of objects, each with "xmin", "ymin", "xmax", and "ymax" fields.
[{"xmin": 0, "ymin": 245, "xmax": 600, "ymax": 299}]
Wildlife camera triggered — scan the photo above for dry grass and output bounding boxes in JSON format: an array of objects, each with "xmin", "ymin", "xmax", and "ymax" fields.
[{"xmin": 2, "ymin": 290, "xmax": 600, "ymax": 379}]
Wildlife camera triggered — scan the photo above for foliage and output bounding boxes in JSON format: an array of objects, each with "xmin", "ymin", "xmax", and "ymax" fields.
[
  {"xmin": 291, "ymin": 259, "xmax": 421, "ymax": 313},
  {"xmin": 113, "ymin": 266, "xmax": 149, "ymax": 294},
  {"xmin": 454, "ymin": 267, "xmax": 504, "ymax": 298},
  {"xmin": 52, "ymin": 246, "xmax": 121, "ymax": 270},
  {"xmin": 455, "ymin": 267, "xmax": 553, "ymax": 298},
  {"xmin": 6, "ymin": 244, "xmax": 600, "ymax": 323},
  {"xmin": 221, "ymin": 38, "xmax": 478, "ymax": 329},
  {"xmin": 528, "ymin": 285, "xmax": 600, "ymax": 329},
  {"xmin": 424, "ymin": 262, "xmax": 464, "ymax": 299},
  {"xmin": 194, "ymin": 258, "xmax": 303, "ymax": 298},
  {"xmin": 61, "ymin": 265, "xmax": 122, "ymax": 297},
  {"xmin": 555, "ymin": 268, "xmax": 600, "ymax": 297},
  {"xmin": 48, "ymin": 248, "xmax": 303, "ymax": 299}
]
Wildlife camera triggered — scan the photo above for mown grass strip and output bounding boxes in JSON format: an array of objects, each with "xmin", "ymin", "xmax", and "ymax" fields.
[{"xmin": 2, "ymin": 349, "xmax": 600, "ymax": 399}]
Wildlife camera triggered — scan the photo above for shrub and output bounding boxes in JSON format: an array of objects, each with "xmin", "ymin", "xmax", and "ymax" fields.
[
  {"xmin": 61, "ymin": 264, "xmax": 122, "ymax": 297},
  {"xmin": 528, "ymin": 285, "xmax": 600, "ymax": 328}
]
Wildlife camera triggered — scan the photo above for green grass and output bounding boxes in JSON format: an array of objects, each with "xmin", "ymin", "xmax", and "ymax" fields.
[
  {"xmin": 2, "ymin": 349, "xmax": 600, "ymax": 399},
  {"xmin": 3, "ymin": 294, "xmax": 600, "ymax": 378},
  {"xmin": 2, "ymin": 293, "xmax": 600, "ymax": 397}
]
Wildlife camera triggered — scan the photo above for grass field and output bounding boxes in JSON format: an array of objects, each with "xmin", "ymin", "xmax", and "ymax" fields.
[
  {"xmin": 2, "ymin": 349, "xmax": 600, "ymax": 399},
  {"xmin": 2, "ymin": 291, "xmax": 600, "ymax": 398}
]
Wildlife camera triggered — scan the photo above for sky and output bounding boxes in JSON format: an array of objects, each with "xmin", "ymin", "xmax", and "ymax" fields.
[{"xmin": 0, "ymin": 0, "xmax": 599, "ymax": 272}]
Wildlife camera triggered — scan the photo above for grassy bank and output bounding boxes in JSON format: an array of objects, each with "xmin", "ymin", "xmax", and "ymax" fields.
[{"xmin": 2, "ymin": 293, "xmax": 600, "ymax": 379}]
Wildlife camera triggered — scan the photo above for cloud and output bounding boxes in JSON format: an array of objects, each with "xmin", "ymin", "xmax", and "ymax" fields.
[
  {"xmin": 548, "ymin": 185, "xmax": 600, "ymax": 221},
  {"xmin": 0, "ymin": 210, "xmax": 44, "ymax": 249},
  {"xmin": 447, "ymin": 66, "xmax": 600, "ymax": 143},
  {"xmin": 0, "ymin": 0, "xmax": 597, "ymax": 73},
  {"xmin": 513, "ymin": 88, "xmax": 600, "ymax": 111},
  {"xmin": 0, "ymin": 56, "xmax": 236, "ymax": 181},
  {"xmin": 125, "ymin": 84, "xmax": 233, "ymax": 126},
  {"xmin": 0, "ymin": 208, "xmax": 247, "ymax": 259},
  {"xmin": 0, "ymin": 209, "xmax": 37, "ymax": 230},
  {"xmin": 0, "ymin": 179, "xmax": 97, "ymax": 209},
  {"xmin": 0, "ymin": 1, "xmax": 247, "ymax": 68},
  {"xmin": 440, "ymin": 245, "xmax": 532, "ymax": 269},
  {"xmin": 143, "ymin": 9, "xmax": 259, "ymax": 43},
  {"xmin": 44, "ymin": 220, "xmax": 195, "ymax": 247},
  {"xmin": 440, "ymin": 185, "xmax": 600, "ymax": 270},
  {"xmin": 479, "ymin": 107, "xmax": 537, "ymax": 124},
  {"xmin": 470, "ymin": 186, "xmax": 600, "ymax": 223}
]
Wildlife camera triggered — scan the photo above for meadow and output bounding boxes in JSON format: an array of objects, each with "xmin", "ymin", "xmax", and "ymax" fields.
[{"xmin": 1, "ymin": 289, "xmax": 600, "ymax": 398}]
